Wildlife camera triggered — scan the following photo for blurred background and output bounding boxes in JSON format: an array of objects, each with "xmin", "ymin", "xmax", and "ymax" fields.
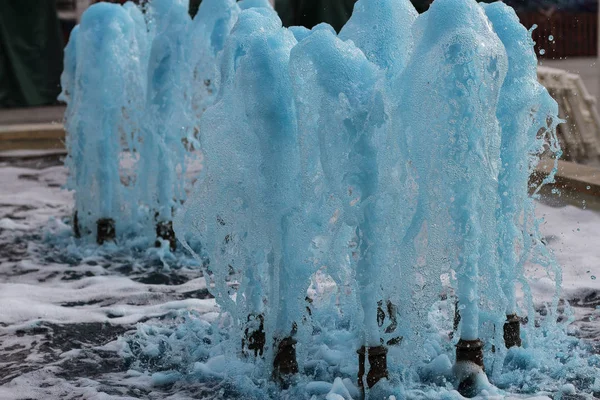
[
  {"xmin": 1, "ymin": 0, "xmax": 599, "ymax": 104},
  {"xmin": 1, "ymin": 0, "xmax": 599, "ymax": 211},
  {"xmin": 0, "ymin": 0, "xmax": 598, "ymax": 109}
]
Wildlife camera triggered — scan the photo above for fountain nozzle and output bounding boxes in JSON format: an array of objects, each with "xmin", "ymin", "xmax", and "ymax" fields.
[
  {"xmin": 503, "ymin": 314, "xmax": 522, "ymax": 348},
  {"xmin": 156, "ymin": 220, "xmax": 176, "ymax": 251},
  {"xmin": 455, "ymin": 338, "xmax": 484, "ymax": 398},
  {"xmin": 357, "ymin": 345, "xmax": 389, "ymax": 389},
  {"xmin": 97, "ymin": 218, "xmax": 115, "ymax": 244},
  {"xmin": 456, "ymin": 338, "xmax": 484, "ymax": 367},
  {"xmin": 242, "ymin": 314, "xmax": 265, "ymax": 358},
  {"xmin": 73, "ymin": 211, "xmax": 81, "ymax": 238},
  {"xmin": 272, "ymin": 336, "xmax": 298, "ymax": 386}
]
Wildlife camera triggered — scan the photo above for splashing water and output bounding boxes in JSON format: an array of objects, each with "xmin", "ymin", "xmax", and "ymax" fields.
[
  {"xmin": 61, "ymin": 3, "xmax": 146, "ymax": 238},
  {"xmin": 137, "ymin": 0, "xmax": 196, "ymax": 236},
  {"xmin": 58, "ymin": 0, "xmax": 600, "ymax": 398},
  {"xmin": 62, "ymin": 0, "xmax": 203, "ymax": 248}
]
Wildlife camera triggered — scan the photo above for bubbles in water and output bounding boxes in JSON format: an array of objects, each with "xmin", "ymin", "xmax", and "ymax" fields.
[
  {"xmin": 548, "ymin": 35, "xmax": 554, "ymax": 41},
  {"xmin": 592, "ymin": 275, "xmax": 597, "ymax": 280},
  {"xmin": 63, "ymin": 0, "xmax": 600, "ymax": 397}
]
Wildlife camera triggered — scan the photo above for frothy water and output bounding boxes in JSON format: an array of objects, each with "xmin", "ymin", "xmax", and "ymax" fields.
[{"xmin": 55, "ymin": 0, "xmax": 600, "ymax": 398}]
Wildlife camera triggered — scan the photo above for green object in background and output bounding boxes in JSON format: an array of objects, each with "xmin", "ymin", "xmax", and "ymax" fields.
[{"xmin": 0, "ymin": 0, "xmax": 64, "ymax": 108}]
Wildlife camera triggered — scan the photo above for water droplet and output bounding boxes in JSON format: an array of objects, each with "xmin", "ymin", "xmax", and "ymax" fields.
[
  {"xmin": 548, "ymin": 35, "xmax": 554, "ymax": 41},
  {"xmin": 540, "ymin": 49, "xmax": 546, "ymax": 55},
  {"xmin": 592, "ymin": 275, "xmax": 597, "ymax": 280},
  {"xmin": 586, "ymin": 186, "xmax": 591, "ymax": 190}
]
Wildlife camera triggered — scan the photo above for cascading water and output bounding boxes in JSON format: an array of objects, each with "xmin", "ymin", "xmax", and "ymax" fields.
[
  {"xmin": 60, "ymin": 0, "xmax": 600, "ymax": 398},
  {"xmin": 62, "ymin": 3, "xmax": 146, "ymax": 243},
  {"xmin": 402, "ymin": 0, "xmax": 509, "ymax": 377},
  {"xmin": 188, "ymin": 0, "xmax": 240, "ymax": 118},
  {"xmin": 137, "ymin": 0, "xmax": 195, "ymax": 250},
  {"xmin": 62, "ymin": 0, "xmax": 201, "ymax": 249},
  {"xmin": 483, "ymin": 2, "xmax": 563, "ymax": 350}
]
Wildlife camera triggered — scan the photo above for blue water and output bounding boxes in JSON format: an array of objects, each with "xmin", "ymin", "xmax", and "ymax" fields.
[{"xmin": 59, "ymin": 0, "xmax": 599, "ymax": 398}]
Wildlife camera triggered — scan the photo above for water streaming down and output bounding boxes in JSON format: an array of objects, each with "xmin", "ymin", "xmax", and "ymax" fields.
[
  {"xmin": 174, "ymin": 0, "xmax": 564, "ymax": 393},
  {"xmin": 293, "ymin": 29, "xmax": 386, "ymax": 349},
  {"xmin": 136, "ymin": 0, "xmax": 195, "ymax": 246},
  {"xmin": 62, "ymin": 3, "xmax": 145, "ymax": 241},
  {"xmin": 189, "ymin": 0, "xmax": 240, "ymax": 119},
  {"xmin": 377, "ymin": 6, "xmax": 509, "ymax": 387},
  {"xmin": 338, "ymin": 0, "xmax": 418, "ymax": 75},
  {"xmin": 483, "ymin": 2, "xmax": 560, "ymax": 320},
  {"xmin": 124, "ymin": 1, "xmax": 151, "ymax": 79},
  {"xmin": 59, "ymin": 0, "xmax": 600, "ymax": 397},
  {"xmin": 339, "ymin": 0, "xmax": 441, "ymax": 362},
  {"xmin": 175, "ymin": 7, "xmax": 321, "ymax": 376},
  {"xmin": 481, "ymin": 5, "xmax": 566, "ymax": 384},
  {"xmin": 60, "ymin": 25, "xmax": 80, "ymax": 228},
  {"xmin": 61, "ymin": 0, "xmax": 203, "ymax": 247}
]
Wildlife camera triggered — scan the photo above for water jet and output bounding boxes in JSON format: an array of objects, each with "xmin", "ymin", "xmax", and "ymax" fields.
[{"xmin": 59, "ymin": 0, "xmax": 590, "ymax": 398}]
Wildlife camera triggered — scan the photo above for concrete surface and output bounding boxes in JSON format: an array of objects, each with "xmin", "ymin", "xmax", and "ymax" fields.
[
  {"xmin": 540, "ymin": 57, "xmax": 600, "ymax": 107},
  {"xmin": 0, "ymin": 105, "xmax": 65, "ymax": 126}
]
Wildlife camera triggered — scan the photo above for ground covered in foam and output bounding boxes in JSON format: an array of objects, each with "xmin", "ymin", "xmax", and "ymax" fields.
[{"xmin": 0, "ymin": 156, "xmax": 599, "ymax": 399}]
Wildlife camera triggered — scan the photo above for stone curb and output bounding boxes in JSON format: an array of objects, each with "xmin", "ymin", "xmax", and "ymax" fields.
[
  {"xmin": 534, "ymin": 158, "xmax": 600, "ymax": 198},
  {"xmin": 0, "ymin": 123, "xmax": 65, "ymax": 151}
]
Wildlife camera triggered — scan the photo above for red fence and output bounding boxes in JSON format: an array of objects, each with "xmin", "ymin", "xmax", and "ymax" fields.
[{"xmin": 518, "ymin": 12, "xmax": 598, "ymax": 58}]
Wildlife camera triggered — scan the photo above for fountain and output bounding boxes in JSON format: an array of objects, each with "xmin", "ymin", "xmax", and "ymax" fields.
[
  {"xmin": 188, "ymin": 0, "xmax": 239, "ymax": 118},
  {"xmin": 59, "ymin": 0, "xmax": 600, "ymax": 398},
  {"xmin": 137, "ymin": 0, "xmax": 195, "ymax": 250},
  {"xmin": 61, "ymin": 3, "xmax": 146, "ymax": 244},
  {"xmin": 483, "ymin": 2, "xmax": 561, "ymax": 350},
  {"xmin": 62, "ymin": 0, "xmax": 201, "ymax": 249},
  {"xmin": 290, "ymin": 25, "xmax": 398, "ymax": 388}
]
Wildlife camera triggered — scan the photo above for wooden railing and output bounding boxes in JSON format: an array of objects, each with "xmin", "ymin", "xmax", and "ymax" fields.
[{"xmin": 518, "ymin": 12, "xmax": 598, "ymax": 58}]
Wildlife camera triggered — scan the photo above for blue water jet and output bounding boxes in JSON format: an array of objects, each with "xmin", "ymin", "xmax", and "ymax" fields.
[
  {"xmin": 62, "ymin": 2, "xmax": 146, "ymax": 242},
  {"xmin": 136, "ymin": 0, "xmax": 195, "ymax": 249},
  {"xmin": 175, "ymin": 8, "xmax": 323, "ymax": 380},
  {"xmin": 483, "ymin": 2, "xmax": 559, "ymax": 324},
  {"xmin": 60, "ymin": 0, "xmax": 599, "ymax": 398}
]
